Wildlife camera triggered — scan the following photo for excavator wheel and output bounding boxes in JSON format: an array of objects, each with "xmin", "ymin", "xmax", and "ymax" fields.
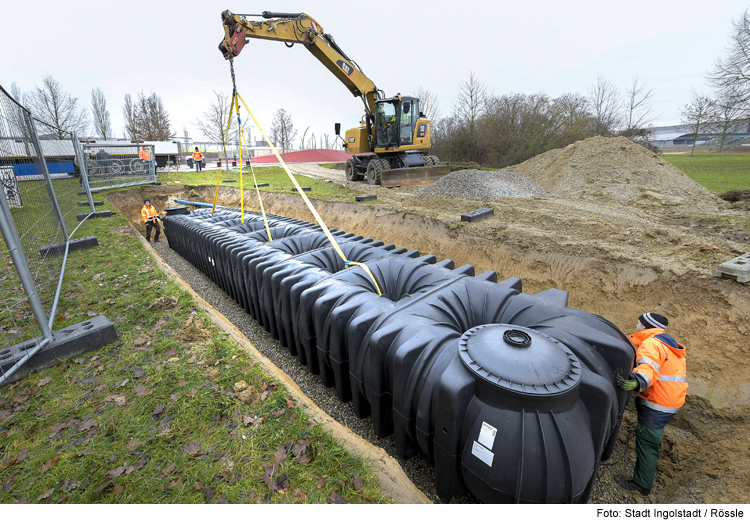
[
  {"xmin": 345, "ymin": 159, "xmax": 357, "ymax": 181},
  {"xmin": 366, "ymin": 159, "xmax": 382, "ymax": 185},
  {"xmin": 426, "ymin": 155, "xmax": 441, "ymax": 166}
]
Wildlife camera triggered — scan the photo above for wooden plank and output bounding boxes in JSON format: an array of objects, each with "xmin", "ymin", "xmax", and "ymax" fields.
[{"xmin": 380, "ymin": 165, "xmax": 452, "ymax": 188}]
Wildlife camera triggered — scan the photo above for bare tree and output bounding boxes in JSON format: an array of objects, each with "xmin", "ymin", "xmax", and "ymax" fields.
[
  {"xmin": 193, "ymin": 91, "xmax": 237, "ymax": 169},
  {"xmin": 25, "ymin": 74, "xmax": 89, "ymax": 139},
  {"xmin": 123, "ymin": 91, "xmax": 174, "ymax": 141},
  {"xmin": 712, "ymin": 89, "xmax": 746, "ymax": 152},
  {"xmin": 588, "ymin": 77, "xmax": 623, "ymax": 136},
  {"xmin": 453, "ymin": 73, "xmax": 489, "ymax": 131},
  {"xmin": 413, "ymin": 85, "xmax": 440, "ymax": 119},
  {"xmin": 681, "ymin": 92, "xmax": 718, "ymax": 157},
  {"xmin": 709, "ymin": 9, "xmax": 750, "ymax": 119},
  {"xmin": 91, "ymin": 87, "xmax": 112, "ymax": 140},
  {"xmin": 123, "ymin": 93, "xmax": 137, "ymax": 140},
  {"xmin": 299, "ymin": 126, "xmax": 310, "ymax": 151},
  {"xmin": 622, "ymin": 75, "xmax": 657, "ymax": 139},
  {"xmin": 7, "ymin": 82, "xmax": 28, "ymax": 134},
  {"xmin": 270, "ymin": 108, "xmax": 297, "ymax": 157},
  {"xmin": 551, "ymin": 93, "xmax": 594, "ymax": 143}
]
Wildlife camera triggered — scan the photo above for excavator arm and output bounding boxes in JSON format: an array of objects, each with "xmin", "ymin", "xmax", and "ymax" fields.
[{"xmin": 220, "ymin": 10, "xmax": 382, "ymax": 118}]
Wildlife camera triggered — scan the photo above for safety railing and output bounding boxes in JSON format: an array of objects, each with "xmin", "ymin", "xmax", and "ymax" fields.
[{"xmin": 81, "ymin": 141, "xmax": 157, "ymax": 192}]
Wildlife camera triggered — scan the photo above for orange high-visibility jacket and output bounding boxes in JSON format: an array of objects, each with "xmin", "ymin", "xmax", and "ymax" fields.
[
  {"xmin": 141, "ymin": 205, "xmax": 158, "ymax": 223},
  {"xmin": 139, "ymin": 147, "xmax": 152, "ymax": 161},
  {"xmin": 193, "ymin": 150, "xmax": 203, "ymax": 161},
  {"xmin": 630, "ymin": 328, "xmax": 688, "ymax": 414}
]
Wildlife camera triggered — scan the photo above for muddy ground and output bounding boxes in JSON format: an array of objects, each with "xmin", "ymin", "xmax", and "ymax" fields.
[{"xmin": 108, "ymin": 141, "xmax": 750, "ymax": 504}]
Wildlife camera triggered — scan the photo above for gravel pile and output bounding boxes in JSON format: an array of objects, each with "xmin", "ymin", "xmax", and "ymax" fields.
[
  {"xmin": 418, "ymin": 169, "xmax": 547, "ymax": 201},
  {"xmin": 152, "ymin": 238, "xmax": 634, "ymax": 504}
]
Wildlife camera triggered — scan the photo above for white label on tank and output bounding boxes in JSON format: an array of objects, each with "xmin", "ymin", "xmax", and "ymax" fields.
[
  {"xmin": 478, "ymin": 421, "xmax": 497, "ymax": 450},
  {"xmin": 472, "ymin": 441, "xmax": 494, "ymax": 467}
]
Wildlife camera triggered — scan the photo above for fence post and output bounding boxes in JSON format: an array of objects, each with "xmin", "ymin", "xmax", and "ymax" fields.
[
  {"xmin": 150, "ymin": 143, "xmax": 157, "ymax": 183},
  {"xmin": 24, "ymin": 111, "xmax": 70, "ymax": 241},
  {"xmin": 0, "ymin": 191, "xmax": 54, "ymax": 341},
  {"xmin": 72, "ymin": 133, "xmax": 96, "ymax": 213}
]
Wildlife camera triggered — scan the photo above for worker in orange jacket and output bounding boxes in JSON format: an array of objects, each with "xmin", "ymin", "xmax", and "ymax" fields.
[
  {"xmin": 141, "ymin": 199, "xmax": 161, "ymax": 243},
  {"xmin": 616, "ymin": 312, "xmax": 687, "ymax": 497},
  {"xmin": 193, "ymin": 147, "xmax": 204, "ymax": 172}
]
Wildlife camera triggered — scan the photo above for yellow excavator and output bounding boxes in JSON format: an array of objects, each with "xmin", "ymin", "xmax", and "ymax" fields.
[{"xmin": 219, "ymin": 10, "xmax": 451, "ymax": 187}]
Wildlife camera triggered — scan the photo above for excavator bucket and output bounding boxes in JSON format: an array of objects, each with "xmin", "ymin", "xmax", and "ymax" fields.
[{"xmin": 380, "ymin": 165, "xmax": 452, "ymax": 188}]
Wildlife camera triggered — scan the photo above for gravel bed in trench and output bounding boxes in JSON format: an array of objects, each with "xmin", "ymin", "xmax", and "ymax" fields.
[{"xmin": 151, "ymin": 238, "xmax": 635, "ymax": 504}]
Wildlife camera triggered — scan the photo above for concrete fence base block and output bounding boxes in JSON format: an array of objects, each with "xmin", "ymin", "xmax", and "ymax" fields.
[
  {"xmin": 0, "ymin": 315, "xmax": 118, "ymax": 386},
  {"xmin": 78, "ymin": 201, "xmax": 104, "ymax": 207},
  {"xmin": 76, "ymin": 210, "xmax": 112, "ymax": 221},
  {"xmin": 714, "ymin": 253, "xmax": 750, "ymax": 283},
  {"xmin": 254, "ymin": 183, "xmax": 269, "ymax": 188},
  {"xmin": 355, "ymin": 195, "xmax": 378, "ymax": 202},
  {"xmin": 292, "ymin": 187, "xmax": 312, "ymax": 192},
  {"xmin": 39, "ymin": 236, "xmax": 99, "ymax": 257},
  {"xmin": 223, "ymin": 179, "xmax": 237, "ymax": 183},
  {"xmin": 461, "ymin": 208, "xmax": 495, "ymax": 223}
]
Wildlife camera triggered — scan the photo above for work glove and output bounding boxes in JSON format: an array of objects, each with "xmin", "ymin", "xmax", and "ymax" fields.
[{"xmin": 616, "ymin": 373, "xmax": 639, "ymax": 392}]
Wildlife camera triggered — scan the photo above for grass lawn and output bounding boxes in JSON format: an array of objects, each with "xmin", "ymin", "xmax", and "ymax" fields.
[
  {"xmin": 162, "ymin": 165, "xmax": 357, "ymax": 203},
  {"xmin": 0, "ymin": 191, "xmax": 389, "ymax": 504},
  {"xmin": 662, "ymin": 152, "xmax": 750, "ymax": 193}
]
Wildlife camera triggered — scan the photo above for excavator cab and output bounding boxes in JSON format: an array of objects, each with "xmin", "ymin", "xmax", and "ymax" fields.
[{"xmin": 374, "ymin": 97, "xmax": 418, "ymax": 149}]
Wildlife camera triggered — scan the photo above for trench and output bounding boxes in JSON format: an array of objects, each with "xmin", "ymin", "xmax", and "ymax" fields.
[{"xmin": 107, "ymin": 185, "xmax": 750, "ymax": 504}]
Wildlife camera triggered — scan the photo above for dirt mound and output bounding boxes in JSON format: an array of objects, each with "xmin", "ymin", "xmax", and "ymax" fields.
[
  {"xmin": 509, "ymin": 136, "xmax": 722, "ymax": 210},
  {"xmin": 419, "ymin": 169, "xmax": 546, "ymax": 201}
]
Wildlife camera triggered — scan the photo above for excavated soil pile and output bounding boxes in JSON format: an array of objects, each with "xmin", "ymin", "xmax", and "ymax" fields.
[
  {"xmin": 419, "ymin": 169, "xmax": 547, "ymax": 201},
  {"xmin": 510, "ymin": 136, "xmax": 722, "ymax": 211}
]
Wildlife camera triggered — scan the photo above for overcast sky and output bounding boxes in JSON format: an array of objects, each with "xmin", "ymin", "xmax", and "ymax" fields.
[{"xmin": 2, "ymin": 0, "xmax": 748, "ymax": 146}]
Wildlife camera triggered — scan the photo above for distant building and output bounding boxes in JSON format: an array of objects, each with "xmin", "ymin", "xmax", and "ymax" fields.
[{"xmin": 649, "ymin": 124, "xmax": 750, "ymax": 147}]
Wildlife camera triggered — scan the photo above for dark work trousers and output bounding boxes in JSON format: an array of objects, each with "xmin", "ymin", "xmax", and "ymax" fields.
[
  {"xmin": 145, "ymin": 220, "xmax": 161, "ymax": 242},
  {"xmin": 633, "ymin": 423, "xmax": 664, "ymax": 490},
  {"xmin": 195, "ymin": 160, "xmax": 202, "ymax": 172}
]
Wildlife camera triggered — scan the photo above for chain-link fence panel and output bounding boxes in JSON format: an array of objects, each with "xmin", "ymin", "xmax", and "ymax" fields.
[
  {"xmin": 0, "ymin": 85, "xmax": 67, "ymax": 382},
  {"xmin": 82, "ymin": 141, "xmax": 157, "ymax": 192}
]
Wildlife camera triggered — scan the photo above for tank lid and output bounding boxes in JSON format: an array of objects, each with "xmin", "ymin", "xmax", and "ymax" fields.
[{"xmin": 459, "ymin": 324, "xmax": 581, "ymax": 396}]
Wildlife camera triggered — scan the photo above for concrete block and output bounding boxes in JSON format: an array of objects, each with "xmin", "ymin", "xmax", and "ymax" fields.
[
  {"xmin": 0, "ymin": 315, "xmax": 118, "ymax": 386},
  {"xmin": 223, "ymin": 179, "xmax": 237, "ymax": 183},
  {"xmin": 254, "ymin": 183, "xmax": 269, "ymax": 188},
  {"xmin": 39, "ymin": 236, "xmax": 99, "ymax": 257},
  {"xmin": 356, "ymin": 195, "xmax": 378, "ymax": 202},
  {"xmin": 77, "ymin": 210, "xmax": 112, "ymax": 221},
  {"xmin": 714, "ymin": 253, "xmax": 750, "ymax": 283},
  {"xmin": 461, "ymin": 208, "xmax": 495, "ymax": 223},
  {"xmin": 78, "ymin": 201, "xmax": 104, "ymax": 207},
  {"xmin": 291, "ymin": 187, "xmax": 312, "ymax": 192}
]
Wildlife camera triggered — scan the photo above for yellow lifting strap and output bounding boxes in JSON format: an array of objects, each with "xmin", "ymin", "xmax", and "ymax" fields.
[{"xmin": 233, "ymin": 90, "xmax": 382, "ymax": 296}]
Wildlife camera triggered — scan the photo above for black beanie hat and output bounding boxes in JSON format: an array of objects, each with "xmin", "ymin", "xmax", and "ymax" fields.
[{"xmin": 639, "ymin": 312, "xmax": 668, "ymax": 329}]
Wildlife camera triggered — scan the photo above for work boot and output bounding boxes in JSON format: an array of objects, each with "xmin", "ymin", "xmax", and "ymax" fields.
[
  {"xmin": 154, "ymin": 238, "xmax": 159, "ymax": 242},
  {"xmin": 617, "ymin": 475, "xmax": 651, "ymax": 496}
]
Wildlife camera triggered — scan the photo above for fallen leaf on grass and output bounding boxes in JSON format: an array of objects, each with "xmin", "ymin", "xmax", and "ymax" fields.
[
  {"xmin": 291, "ymin": 488, "xmax": 307, "ymax": 503},
  {"xmin": 37, "ymin": 377, "xmax": 52, "ymax": 387},
  {"xmin": 127, "ymin": 438, "xmax": 141, "ymax": 449},
  {"xmin": 39, "ymin": 455, "xmax": 58, "ymax": 473},
  {"xmin": 352, "ymin": 472, "xmax": 364, "ymax": 494},
  {"xmin": 151, "ymin": 405, "xmax": 165, "ymax": 417},
  {"xmin": 93, "ymin": 481, "xmax": 112, "ymax": 494},
  {"xmin": 193, "ymin": 482, "xmax": 215, "ymax": 503},
  {"xmin": 182, "ymin": 442, "xmax": 202, "ymax": 456},
  {"xmin": 272, "ymin": 445, "xmax": 288, "ymax": 468},
  {"xmin": 271, "ymin": 410, "xmax": 286, "ymax": 419},
  {"xmin": 316, "ymin": 476, "xmax": 326, "ymax": 489},
  {"xmin": 35, "ymin": 408, "xmax": 50, "ymax": 417},
  {"xmin": 160, "ymin": 463, "xmax": 176, "ymax": 478},
  {"xmin": 114, "ymin": 396, "xmax": 127, "ymax": 406},
  {"xmin": 295, "ymin": 454, "xmax": 312, "ymax": 465},
  {"xmin": 119, "ymin": 378, "xmax": 129, "ymax": 387},
  {"xmin": 274, "ymin": 472, "xmax": 290, "ymax": 492},
  {"xmin": 124, "ymin": 454, "xmax": 150, "ymax": 474},
  {"xmin": 92, "ymin": 273, "xmax": 103, "ymax": 281},
  {"xmin": 87, "ymin": 310, "xmax": 97, "ymax": 317},
  {"xmin": 73, "ymin": 358, "xmax": 85, "ymax": 364},
  {"xmin": 50, "ymin": 423, "xmax": 67, "ymax": 437},
  {"xmin": 241, "ymin": 415, "xmax": 255, "ymax": 427},
  {"xmin": 107, "ymin": 466, "xmax": 125, "ymax": 479},
  {"xmin": 329, "ymin": 493, "xmax": 348, "ymax": 504},
  {"xmin": 37, "ymin": 488, "xmax": 55, "ymax": 501},
  {"xmin": 262, "ymin": 464, "xmax": 274, "ymax": 490},
  {"xmin": 132, "ymin": 334, "xmax": 151, "ymax": 347},
  {"xmin": 285, "ymin": 399, "xmax": 294, "ymax": 408},
  {"xmin": 0, "ymin": 410, "xmax": 11, "ymax": 421},
  {"xmin": 178, "ymin": 380, "xmax": 188, "ymax": 387},
  {"xmin": 133, "ymin": 384, "xmax": 151, "ymax": 396},
  {"xmin": 150, "ymin": 318, "xmax": 167, "ymax": 334},
  {"xmin": 187, "ymin": 389, "xmax": 197, "ymax": 398},
  {"xmin": 112, "ymin": 485, "xmax": 124, "ymax": 496},
  {"xmin": 79, "ymin": 419, "xmax": 97, "ymax": 431}
]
